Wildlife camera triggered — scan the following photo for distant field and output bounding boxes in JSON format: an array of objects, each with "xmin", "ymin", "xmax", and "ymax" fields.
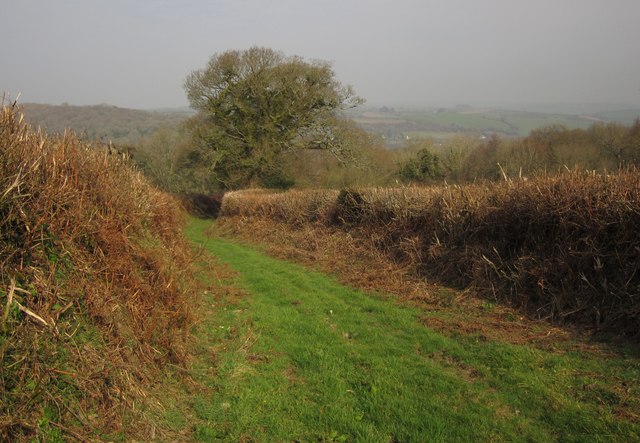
[
  {"xmin": 503, "ymin": 113, "xmax": 593, "ymax": 135},
  {"xmin": 402, "ymin": 110, "xmax": 513, "ymax": 133},
  {"xmin": 348, "ymin": 106, "xmax": 640, "ymax": 145},
  {"xmin": 404, "ymin": 130, "xmax": 460, "ymax": 140},
  {"xmin": 596, "ymin": 109, "xmax": 640, "ymax": 124}
]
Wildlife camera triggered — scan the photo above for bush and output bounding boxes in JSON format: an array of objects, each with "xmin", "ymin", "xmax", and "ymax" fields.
[
  {"xmin": 331, "ymin": 189, "xmax": 366, "ymax": 224},
  {"xmin": 398, "ymin": 148, "xmax": 444, "ymax": 183}
]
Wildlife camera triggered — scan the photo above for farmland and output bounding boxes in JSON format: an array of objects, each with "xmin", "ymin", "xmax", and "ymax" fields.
[{"xmin": 347, "ymin": 105, "xmax": 640, "ymax": 146}]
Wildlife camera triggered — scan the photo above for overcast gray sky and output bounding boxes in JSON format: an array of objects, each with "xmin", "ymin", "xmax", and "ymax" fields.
[{"xmin": 2, "ymin": 0, "xmax": 639, "ymax": 109}]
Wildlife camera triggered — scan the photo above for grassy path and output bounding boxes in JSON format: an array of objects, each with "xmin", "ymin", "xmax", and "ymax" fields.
[{"xmin": 179, "ymin": 218, "xmax": 639, "ymax": 442}]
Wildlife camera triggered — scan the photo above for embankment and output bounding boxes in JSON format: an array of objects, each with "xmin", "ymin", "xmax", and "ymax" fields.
[{"xmin": 0, "ymin": 103, "xmax": 196, "ymax": 441}]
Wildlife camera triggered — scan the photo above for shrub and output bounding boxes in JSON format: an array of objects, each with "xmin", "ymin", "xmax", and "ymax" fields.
[
  {"xmin": 398, "ymin": 148, "xmax": 445, "ymax": 183},
  {"xmin": 331, "ymin": 189, "xmax": 366, "ymax": 225}
]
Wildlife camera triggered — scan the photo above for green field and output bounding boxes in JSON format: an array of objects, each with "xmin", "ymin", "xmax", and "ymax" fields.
[{"xmin": 402, "ymin": 111, "xmax": 513, "ymax": 133}]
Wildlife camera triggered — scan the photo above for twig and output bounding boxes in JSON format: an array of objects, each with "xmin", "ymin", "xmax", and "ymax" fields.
[
  {"xmin": 3, "ymin": 278, "xmax": 16, "ymax": 326},
  {"xmin": 46, "ymin": 391, "xmax": 92, "ymax": 434},
  {"xmin": 47, "ymin": 367, "xmax": 77, "ymax": 377},
  {"xmin": 0, "ymin": 168, "xmax": 23, "ymax": 200},
  {"xmin": 497, "ymin": 162, "xmax": 511, "ymax": 184},
  {"xmin": 15, "ymin": 301, "xmax": 51, "ymax": 327}
]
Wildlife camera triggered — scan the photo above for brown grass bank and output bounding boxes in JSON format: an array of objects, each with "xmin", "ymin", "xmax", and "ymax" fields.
[
  {"xmin": 0, "ymin": 102, "xmax": 197, "ymax": 441},
  {"xmin": 219, "ymin": 172, "xmax": 640, "ymax": 339}
]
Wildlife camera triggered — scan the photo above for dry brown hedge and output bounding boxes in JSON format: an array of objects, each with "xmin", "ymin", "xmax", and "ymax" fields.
[
  {"xmin": 220, "ymin": 173, "xmax": 640, "ymax": 337},
  {"xmin": 0, "ymin": 102, "xmax": 196, "ymax": 441}
]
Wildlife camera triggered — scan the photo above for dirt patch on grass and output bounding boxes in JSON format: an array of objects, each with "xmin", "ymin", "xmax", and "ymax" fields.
[{"xmin": 426, "ymin": 349, "xmax": 484, "ymax": 383}]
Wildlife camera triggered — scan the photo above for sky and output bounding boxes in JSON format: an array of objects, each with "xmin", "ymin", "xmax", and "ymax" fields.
[{"xmin": 1, "ymin": 0, "xmax": 640, "ymax": 110}]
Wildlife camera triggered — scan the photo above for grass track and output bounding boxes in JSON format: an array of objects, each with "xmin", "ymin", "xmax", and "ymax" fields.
[{"xmin": 181, "ymin": 218, "xmax": 640, "ymax": 442}]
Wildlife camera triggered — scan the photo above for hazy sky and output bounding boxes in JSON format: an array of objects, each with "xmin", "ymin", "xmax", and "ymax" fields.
[{"xmin": 2, "ymin": 0, "xmax": 639, "ymax": 109}]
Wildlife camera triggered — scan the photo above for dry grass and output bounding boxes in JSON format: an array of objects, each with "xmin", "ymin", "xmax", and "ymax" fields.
[
  {"xmin": 223, "ymin": 188, "xmax": 339, "ymax": 226},
  {"xmin": 218, "ymin": 171, "xmax": 640, "ymax": 338},
  {"xmin": 0, "ymin": 101, "xmax": 197, "ymax": 441}
]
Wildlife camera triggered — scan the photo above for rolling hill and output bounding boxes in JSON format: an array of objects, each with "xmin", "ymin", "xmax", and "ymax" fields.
[{"xmin": 20, "ymin": 102, "xmax": 193, "ymax": 145}]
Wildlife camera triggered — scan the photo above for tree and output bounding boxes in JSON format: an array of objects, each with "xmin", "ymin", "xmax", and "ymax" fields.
[
  {"xmin": 461, "ymin": 134, "xmax": 502, "ymax": 181},
  {"xmin": 183, "ymin": 47, "xmax": 364, "ymax": 189},
  {"xmin": 282, "ymin": 120, "xmax": 395, "ymax": 188},
  {"xmin": 136, "ymin": 127, "xmax": 188, "ymax": 193},
  {"xmin": 589, "ymin": 122, "xmax": 628, "ymax": 167},
  {"xmin": 398, "ymin": 145, "xmax": 444, "ymax": 183}
]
